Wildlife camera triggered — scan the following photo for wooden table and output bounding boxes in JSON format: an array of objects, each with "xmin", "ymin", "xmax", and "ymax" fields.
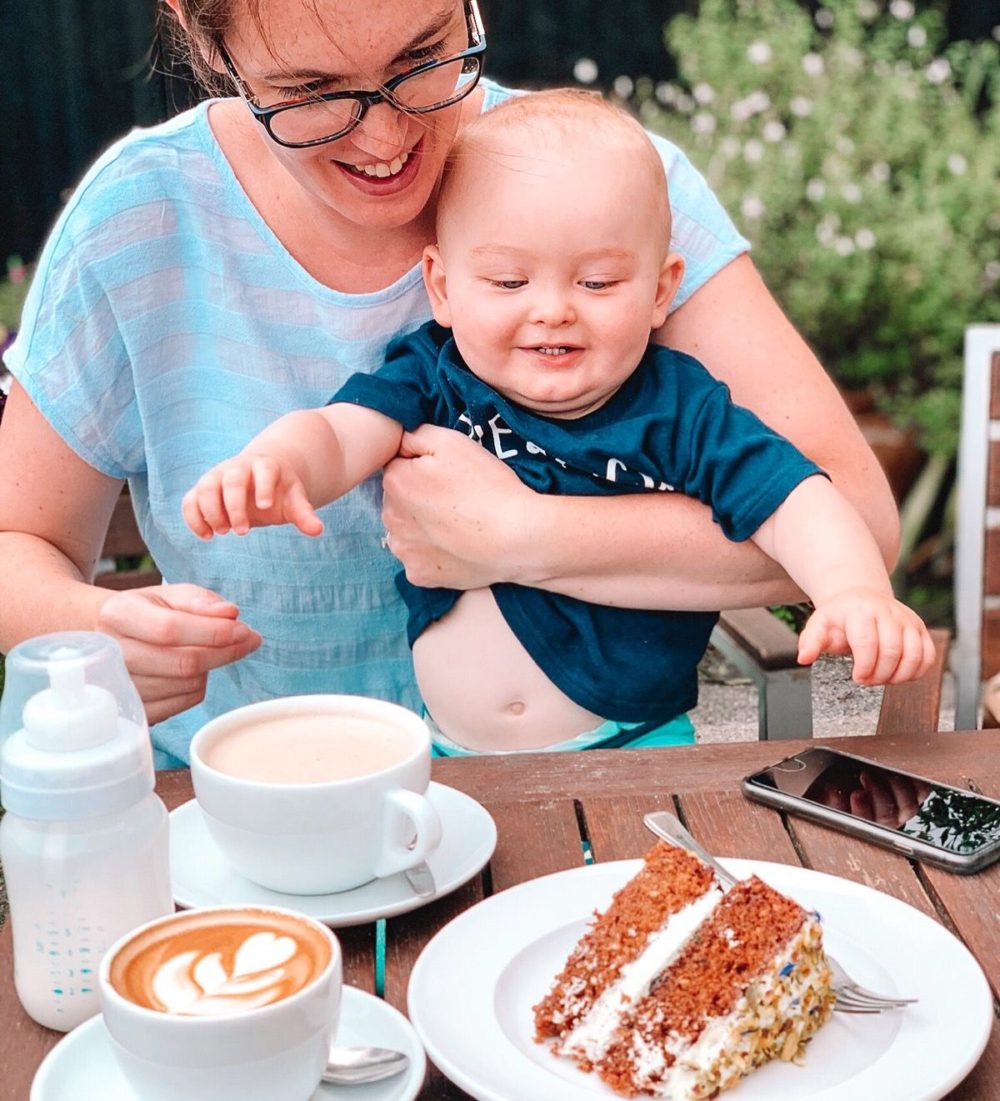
[{"xmin": 3, "ymin": 731, "xmax": 998, "ymax": 1100}]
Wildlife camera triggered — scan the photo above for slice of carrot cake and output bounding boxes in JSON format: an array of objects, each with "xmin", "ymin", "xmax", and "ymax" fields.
[{"xmin": 533, "ymin": 842, "xmax": 834, "ymax": 1098}]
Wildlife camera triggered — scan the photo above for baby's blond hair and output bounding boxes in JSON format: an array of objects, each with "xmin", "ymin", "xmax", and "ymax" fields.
[{"xmin": 438, "ymin": 88, "xmax": 671, "ymax": 254}]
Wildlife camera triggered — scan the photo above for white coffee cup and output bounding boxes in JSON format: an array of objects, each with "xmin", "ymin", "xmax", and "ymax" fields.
[
  {"xmin": 190, "ymin": 694, "xmax": 443, "ymax": 894},
  {"xmin": 98, "ymin": 904, "xmax": 341, "ymax": 1101}
]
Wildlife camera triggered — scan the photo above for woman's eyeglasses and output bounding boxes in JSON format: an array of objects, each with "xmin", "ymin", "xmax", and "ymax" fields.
[{"xmin": 218, "ymin": 0, "xmax": 486, "ymax": 149}]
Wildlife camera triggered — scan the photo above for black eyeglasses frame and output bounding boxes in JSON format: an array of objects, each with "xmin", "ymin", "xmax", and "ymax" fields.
[{"xmin": 217, "ymin": 0, "xmax": 487, "ymax": 149}]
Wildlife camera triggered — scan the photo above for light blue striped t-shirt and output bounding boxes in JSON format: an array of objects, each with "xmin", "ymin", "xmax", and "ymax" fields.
[{"xmin": 5, "ymin": 80, "xmax": 749, "ymax": 767}]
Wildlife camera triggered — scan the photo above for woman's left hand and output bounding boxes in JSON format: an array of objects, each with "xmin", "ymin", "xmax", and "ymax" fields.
[{"xmin": 381, "ymin": 425, "xmax": 533, "ymax": 590}]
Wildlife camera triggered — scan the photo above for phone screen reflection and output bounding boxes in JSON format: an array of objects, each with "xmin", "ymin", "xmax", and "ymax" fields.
[{"xmin": 771, "ymin": 752, "xmax": 1000, "ymax": 854}]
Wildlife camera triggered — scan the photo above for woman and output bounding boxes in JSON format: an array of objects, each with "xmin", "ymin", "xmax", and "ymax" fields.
[{"xmin": 0, "ymin": 0, "xmax": 898, "ymax": 766}]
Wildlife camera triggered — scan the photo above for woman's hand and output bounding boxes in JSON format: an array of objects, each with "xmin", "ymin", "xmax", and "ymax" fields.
[
  {"xmin": 0, "ymin": 384, "xmax": 260, "ymax": 727},
  {"xmin": 381, "ymin": 425, "xmax": 534, "ymax": 590},
  {"xmin": 96, "ymin": 584, "xmax": 262, "ymax": 725}
]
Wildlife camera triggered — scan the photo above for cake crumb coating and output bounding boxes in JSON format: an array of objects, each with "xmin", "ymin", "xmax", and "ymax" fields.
[
  {"xmin": 598, "ymin": 877, "xmax": 834, "ymax": 1097},
  {"xmin": 534, "ymin": 845, "xmax": 715, "ymax": 1041},
  {"xmin": 534, "ymin": 844, "xmax": 836, "ymax": 1099}
]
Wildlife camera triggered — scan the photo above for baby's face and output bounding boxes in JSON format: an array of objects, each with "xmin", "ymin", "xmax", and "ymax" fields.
[{"xmin": 427, "ymin": 137, "xmax": 680, "ymax": 418}]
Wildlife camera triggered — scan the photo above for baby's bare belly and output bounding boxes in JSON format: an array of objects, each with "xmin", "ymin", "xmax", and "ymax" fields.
[{"xmin": 412, "ymin": 587, "xmax": 604, "ymax": 752}]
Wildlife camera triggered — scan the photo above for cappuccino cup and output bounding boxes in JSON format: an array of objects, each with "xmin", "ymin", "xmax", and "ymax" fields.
[
  {"xmin": 190, "ymin": 694, "xmax": 442, "ymax": 894},
  {"xmin": 98, "ymin": 905, "xmax": 341, "ymax": 1101}
]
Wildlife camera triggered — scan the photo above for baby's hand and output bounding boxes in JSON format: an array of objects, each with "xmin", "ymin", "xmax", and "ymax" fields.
[
  {"xmin": 182, "ymin": 455, "xmax": 324, "ymax": 539},
  {"xmin": 796, "ymin": 588, "xmax": 936, "ymax": 685}
]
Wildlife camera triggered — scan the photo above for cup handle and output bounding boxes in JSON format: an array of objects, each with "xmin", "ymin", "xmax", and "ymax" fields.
[{"xmin": 373, "ymin": 789, "xmax": 443, "ymax": 878}]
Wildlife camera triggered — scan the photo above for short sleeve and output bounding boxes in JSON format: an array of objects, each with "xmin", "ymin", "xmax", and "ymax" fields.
[
  {"xmin": 671, "ymin": 360, "xmax": 825, "ymax": 540},
  {"xmin": 648, "ymin": 133, "xmax": 751, "ymax": 311},
  {"xmin": 330, "ymin": 324, "xmax": 443, "ymax": 431},
  {"xmin": 4, "ymin": 141, "xmax": 145, "ymax": 478}
]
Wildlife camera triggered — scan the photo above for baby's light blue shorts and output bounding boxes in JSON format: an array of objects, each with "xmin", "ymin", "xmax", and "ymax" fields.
[{"xmin": 428, "ymin": 712, "xmax": 695, "ymax": 757}]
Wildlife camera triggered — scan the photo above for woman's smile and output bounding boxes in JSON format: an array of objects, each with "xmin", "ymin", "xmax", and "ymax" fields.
[{"xmin": 334, "ymin": 138, "xmax": 424, "ymax": 194}]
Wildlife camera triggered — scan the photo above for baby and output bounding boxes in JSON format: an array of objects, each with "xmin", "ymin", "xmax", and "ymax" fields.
[{"xmin": 184, "ymin": 89, "xmax": 935, "ymax": 754}]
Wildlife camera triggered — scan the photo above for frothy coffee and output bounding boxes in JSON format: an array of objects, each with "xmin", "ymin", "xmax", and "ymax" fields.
[
  {"xmin": 201, "ymin": 713, "xmax": 415, "ymax": 784},
  {"xmin": 108, "ymin": 908, "xmax": 332, "ymax": 1016}
]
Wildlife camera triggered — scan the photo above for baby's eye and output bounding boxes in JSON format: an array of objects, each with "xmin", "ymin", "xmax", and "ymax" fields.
[
  {"xmin": 490, "ymin": 279, "xmax": 527, "ymax": 290},
  {"xmin": 581, "ymin": 280, "xmax": 615, "ymax": 291}
]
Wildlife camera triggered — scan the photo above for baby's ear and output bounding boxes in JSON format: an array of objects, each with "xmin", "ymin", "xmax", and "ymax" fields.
[
  {"xmin": 651, "ymin": 252, "xmax": 685, "ymax": 331},
  {"xmin": 422, "ymin": 245, "xmax": 452, "ymax": 328}
]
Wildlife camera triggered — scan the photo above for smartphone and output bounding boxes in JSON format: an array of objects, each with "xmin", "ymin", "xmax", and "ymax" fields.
[{"xmin": 742, "ymin": 745, "xmax": 1000, "ymax": 874}]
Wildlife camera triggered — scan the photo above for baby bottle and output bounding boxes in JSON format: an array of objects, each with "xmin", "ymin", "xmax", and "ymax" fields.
[{"xmin": 0, "ymin": 631, "xmax": 173, "ymax": 1031}]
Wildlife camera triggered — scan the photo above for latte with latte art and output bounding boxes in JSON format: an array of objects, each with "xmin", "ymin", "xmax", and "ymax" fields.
[{"xmin": 108, "ymin": 907, "xmax": 332, "ymax": 1016}]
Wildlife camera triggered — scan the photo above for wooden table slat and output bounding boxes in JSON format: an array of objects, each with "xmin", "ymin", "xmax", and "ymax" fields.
[
  {"xmin": 579, "ymin": 792, "xmax": 676, "ymax": 862},
  {"xmin": 921, "ymin": 861, "xmax": 1000, "ymax": 998},
  {"xmin": 678, "ymin": 789, "xmax": 804, "ymax": 864},
  {"xmin": 336, "ymin": 924, "xmax": 378, "ymax": 994},
  {"xmin": 431, "ymin": 733, "xmax": 1000, "ymax": 804},
  {"xmin": 783, "ymin": 816, "xmax": 943, "ymax": 918},
  {"xmin": 485, "ymin": 798, "xmax": 585, "ymax": 890}
]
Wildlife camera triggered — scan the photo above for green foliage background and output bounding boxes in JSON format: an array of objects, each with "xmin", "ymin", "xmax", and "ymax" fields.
[{"xmin": 636, "ymin": 0, "xmax": 1000, "ymax": 459}]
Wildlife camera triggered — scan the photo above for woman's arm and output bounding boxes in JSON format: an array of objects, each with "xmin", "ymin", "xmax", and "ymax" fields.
[
  {"xmin": 381, "ymin": 255, "xmax": 899, "ymax": 611},
  {"xmin": 0, "ymin": 382, "xmax": 262, "ymax": 724}
]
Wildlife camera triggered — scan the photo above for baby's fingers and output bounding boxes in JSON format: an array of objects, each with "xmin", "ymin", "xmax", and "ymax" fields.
[
  {"xmin": 797, "ymin": 612, "xmax": 841, "ymax": 665},
  {"xmin": 885, "ymin": 621, "xmax": 937, "ymax": 684},
  {"xmin": 250, "ymin": 457, "xmax": 281, "ymax": 511},
  {"xmin": 181, "ymin": 485, "xmax": 215, "ymax": 539},
  {"xmin": 182, "ymin": 474, "xmax": 232, "ymax": 538},
  {"xmin": 221, "ymin": 464, "xmax": 258, "ymax": 536},
  {"xmin": 284, "ymin": 480, "xmax": 324, "ymax": 536},
  {"xmin": 797, "ymin": 607, "xmax": 854, "ymax": 666},
  {"xmin": 844, "ymin": 611, "xmax": 882, "ymax": 683}
]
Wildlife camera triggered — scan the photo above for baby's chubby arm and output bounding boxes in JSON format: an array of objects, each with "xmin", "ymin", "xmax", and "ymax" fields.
[
  {"xmin": 182, "ymin": 404, "xmax": 404, "ymax": 539},
  {"xmin": 752, "ymin": 476, "xmax": 936, "ymax": 686}
]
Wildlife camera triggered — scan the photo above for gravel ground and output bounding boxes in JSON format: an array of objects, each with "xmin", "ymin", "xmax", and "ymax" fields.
[{"xmin": 693, "ymin": 646, "xmax": 955, "ymax": 744}]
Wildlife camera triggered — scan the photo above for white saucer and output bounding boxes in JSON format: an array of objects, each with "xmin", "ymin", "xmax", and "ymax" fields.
[
  {"xmin": 30, "ymin": 984, "xmax": 426, "ymax": 1101},
  {"xmin": 170, "ymin": 781, "xmax": 497, "ymax": 926}
]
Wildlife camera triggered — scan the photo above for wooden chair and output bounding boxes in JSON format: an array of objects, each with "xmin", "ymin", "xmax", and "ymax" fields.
[
  {"xmin": 95, "ymin": 489, "xmax": 162, "ymax": 590},
  {"xmin": 711, "ymin": 610, "xmax": 813, "ymax": 740},
  {"xmin": 952, "ymin": 324, "xmax": 1000, "ymax": 729},
  {"xmin": 713, "ymin": 610, "xmax": 950, "ymax": 740}
]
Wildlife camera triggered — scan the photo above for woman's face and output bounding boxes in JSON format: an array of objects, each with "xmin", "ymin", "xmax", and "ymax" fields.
[{"xmin": 223, "ymin": 0, "xmax": 477, "ymax": 230}]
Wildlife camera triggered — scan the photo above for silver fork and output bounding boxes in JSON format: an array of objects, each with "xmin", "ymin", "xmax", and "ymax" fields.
[{"xmin": 643, "ymin": 811, "xmax": 918, "ymax": 1014}]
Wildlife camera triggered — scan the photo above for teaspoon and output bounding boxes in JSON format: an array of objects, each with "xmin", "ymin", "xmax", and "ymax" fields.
[{"xmin": 321, "ymin": 1044, "xmax": 410, "ymax": 1086}]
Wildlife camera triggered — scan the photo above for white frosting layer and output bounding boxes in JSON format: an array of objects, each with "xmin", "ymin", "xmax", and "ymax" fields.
[
  {"xmin": 152, "ymin": 932, "xmax": 300, "ymax": 1016},
  {"xmin": 559, "ymin": 885, "xmax": 724, "ymax": 1061}
]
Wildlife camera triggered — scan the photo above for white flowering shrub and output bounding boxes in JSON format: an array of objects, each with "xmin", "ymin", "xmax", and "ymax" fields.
[{"xmin": 636, "ymin": 0, "xmax": 1000, "ymax": 456}]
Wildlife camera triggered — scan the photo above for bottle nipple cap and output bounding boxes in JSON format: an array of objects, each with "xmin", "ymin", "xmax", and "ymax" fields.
[{"xmin": 22, "ymin": 649, "xmax": 119, "ymax": 753}]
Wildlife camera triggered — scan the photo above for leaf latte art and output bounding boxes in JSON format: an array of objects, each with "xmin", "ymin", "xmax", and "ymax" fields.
[{"xmin": 108, "ymin": 908, "xmax": 332, "ymax": 1015}]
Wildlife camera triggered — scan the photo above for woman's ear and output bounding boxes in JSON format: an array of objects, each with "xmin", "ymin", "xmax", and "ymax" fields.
[
  {"xmin": 651, "ymin": 252, "xmax": 685, "ymax": 331},
  {"xmin": 162, "ymin": 0, "xmax": 227, "ymax": 76},
  {"xmin": 422, "ymin": 245, "xmax": 453, "ymax": 328},
  {"xmin": 162, "ymin": 0, "xmax": 186, "ymax": 27}
]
